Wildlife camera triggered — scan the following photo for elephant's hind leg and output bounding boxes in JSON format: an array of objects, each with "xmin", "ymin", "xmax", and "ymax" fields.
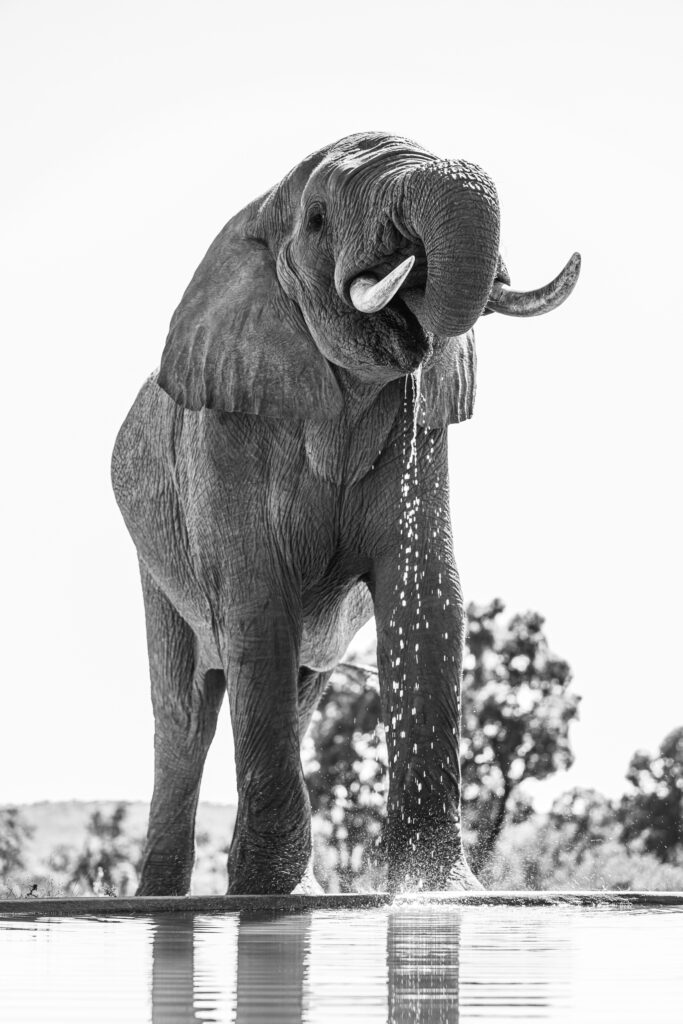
[
  {"xmin": 292, "ymin": 667, "xmax": 331, "ymax": 895},
  {"xmin": 297, "ymin": 667, "xmax": 331, "ymax": 741},
  {"xmin": 137, "ymin": 565, "xmax": 226, "ymax": 896}
]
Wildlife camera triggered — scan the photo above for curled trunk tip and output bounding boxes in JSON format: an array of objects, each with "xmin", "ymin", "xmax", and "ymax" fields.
[{"xmin": 487, "ymin": 252, "xmax": 581, "ymax": 318}]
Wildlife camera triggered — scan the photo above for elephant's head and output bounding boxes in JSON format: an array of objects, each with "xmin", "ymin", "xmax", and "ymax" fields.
[{"xmin": 159, "ymin": 132, "xmax": 579, "ymax": 426}]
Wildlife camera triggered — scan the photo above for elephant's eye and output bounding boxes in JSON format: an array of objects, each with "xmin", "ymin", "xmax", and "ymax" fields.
[{"xmin": 306, "ymin": 204, "xmax": 326, "ymax": 233}]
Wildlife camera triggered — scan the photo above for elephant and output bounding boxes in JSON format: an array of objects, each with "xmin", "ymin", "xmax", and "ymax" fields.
[{"xmin": 111, "ymin": 131, "xmax": 579, "ymax": 896}]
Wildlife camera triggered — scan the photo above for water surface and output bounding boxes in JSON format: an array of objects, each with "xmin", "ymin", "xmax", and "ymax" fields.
[{"xmin": 1, "ymin": 905, "xmax": 681, "ymax": 1022}]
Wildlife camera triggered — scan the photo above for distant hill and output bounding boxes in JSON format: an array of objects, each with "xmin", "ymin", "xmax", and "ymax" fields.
[{"xmin": 4, "ymin": 800, "xmax": 236, "ymax": 895}]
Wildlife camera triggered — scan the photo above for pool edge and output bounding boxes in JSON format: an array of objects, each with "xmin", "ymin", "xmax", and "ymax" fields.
[{"xmin": 1, "ymin": 890, "xmax": 682, "ymax": 916}]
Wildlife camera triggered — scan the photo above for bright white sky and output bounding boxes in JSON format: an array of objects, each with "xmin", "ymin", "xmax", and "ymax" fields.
[{"xmin": 0, "ymin": 0, "xmax": 681, "ymax": 812}]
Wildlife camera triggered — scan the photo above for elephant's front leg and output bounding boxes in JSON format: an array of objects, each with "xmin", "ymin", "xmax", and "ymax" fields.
[
  {"xmin": 137, "ymin": 566, "xmax": 226, "ymax": 896},
  {"xmin": 373, "ymin": 510, "xmax": 480, "ymax": 892},
  {"xmin": 224, "ymin": 596, "xmax": 311, "ymax": 894}
]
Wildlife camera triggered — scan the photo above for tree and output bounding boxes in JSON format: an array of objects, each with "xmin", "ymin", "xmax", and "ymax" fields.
[
  {"xmin": 548, "ymin": 787, "xmax": 619, "ymax": 858},
  {"xmin": 303, "ymin": 663, "xmax": 386, "ymax": 891},
  {"xmin": 461, "ymin": 599, "xmax": 580, "ymax": 871},
  {"xmin": 304, "ymin": 600, "xmax": 579, "ymax": 887},
  {"xmin": 0, "ymin": 806, "xmax": 34, "ymax": 879},
  {"xmin": 619, "ymin": 726, "xmax": 683, "ymax": 862}
]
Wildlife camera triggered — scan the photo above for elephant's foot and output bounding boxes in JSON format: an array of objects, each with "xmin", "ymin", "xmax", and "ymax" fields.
[
  {"xmin": 226, "ymin": 843, "xmax": 322, "ymax": 896},
  {"xmin": 444, "ymin": 857, "xmax": 484, "ymax": 891},
  {"xmin": 389, "ymin": 860, "xmax": 483, "ymax": 895},
  {"xmin": 136, "ymin": 842, "xmax": 194, "ymax": 896},
  {"xmin": 386, "ymin": 818, "xmax": 483, "ymax": 894},
  {"xmin": 227, "ymin": 813, "xmax": 312, "ymax": 895},
  {"xmin": 291, "ymin": 855, "xmax": 324, "ymax": 895},
  {"xmin": 227, "ymin": 858, "xmax": 313, "ymax": 895}
]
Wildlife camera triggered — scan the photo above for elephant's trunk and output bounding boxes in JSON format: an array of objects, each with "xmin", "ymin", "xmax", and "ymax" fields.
[
  {"xmin": 487, "ymin": 252, "xmax": 581, "ymax": 317},
  {"xmin": 400, "ymin": 159, "xmax": 501, "ymax": 337}
]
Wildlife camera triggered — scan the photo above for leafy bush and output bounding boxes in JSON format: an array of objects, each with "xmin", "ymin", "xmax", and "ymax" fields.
[
  {"xmin": 0, "ymin": 807, "xmax": 34, "ymax": 879},
  {"xmin": 485, "ymin": 813, "xmax": 683, "ymax": 891},
  {"xmin": 48, "ymin": 803, "xmax": 144, "ymax": 896},
  {"xmin": 619, "ymin": 726, "xmax": 683, "ymax": 862}
]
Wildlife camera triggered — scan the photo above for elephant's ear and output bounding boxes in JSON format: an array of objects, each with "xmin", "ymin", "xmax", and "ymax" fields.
[
  {"xmin": 158, "ymin": 209, "xmax": 343, "ymax": 420},
  {"xmin": 417, "ymin": 330, "xmax": 477, "ymax": 428}
]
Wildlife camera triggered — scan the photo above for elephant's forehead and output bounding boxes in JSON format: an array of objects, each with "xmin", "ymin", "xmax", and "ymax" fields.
[{"xmin": 306, "ymin": 139, "xmax": 435, "ymax": 197}]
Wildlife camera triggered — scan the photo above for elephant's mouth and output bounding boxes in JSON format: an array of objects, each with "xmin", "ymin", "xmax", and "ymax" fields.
[
  {"xmin": 344, "ymin": 244, "xmax": 432, "ymax": 362},
  {"xmin": 350, "ymin": 244, "xmax": 429, "ymax": 304},
  {"xmin": 387, "ymin": 292, "xmax": 430, "ymax": 352},
  {"xmin": 343, "ymin": 241, "xmax": 493, "ymax": 360}
]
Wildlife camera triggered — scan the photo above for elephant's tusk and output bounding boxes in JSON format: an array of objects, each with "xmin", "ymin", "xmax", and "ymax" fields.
[
  {"xmin": 486, "ymin": 252, "xmax": 581, "ymax": 317},
  {"xmin": 349, "ymin": 255, "xmax": 415, "ymax": 314}
]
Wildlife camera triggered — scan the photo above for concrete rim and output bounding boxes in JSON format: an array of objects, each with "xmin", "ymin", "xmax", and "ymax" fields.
[{"xmin": 1, "ymin": 890, "xmax": 682, "ymax": 917}]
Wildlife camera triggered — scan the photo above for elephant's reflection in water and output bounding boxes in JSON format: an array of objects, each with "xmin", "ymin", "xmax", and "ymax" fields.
[
  {"xmin": 151, "ymin": 913, "xmax": 197, "ymax": 1024},
  {"xmin": 235, "ymin": 912, "xmax": 310, "ymax": 1023},
  {"xmin": 150, "ymin": 908, "xmax": 461, "ymax": 1023},
  {"xmin": 388, "ymin": 908, "xmax": 460, "ymax": 1023},
  {"xmin": 150, "ymin": 911, "xmax": 310, "ymax": 1024}
]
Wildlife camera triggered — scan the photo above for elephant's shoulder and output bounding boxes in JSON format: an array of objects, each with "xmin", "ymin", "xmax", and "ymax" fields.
[
  {"xmin": 115, "ymin": 373, "xmax": 304, "ymax": 495},
  {"xmin": 111, "ymin": 372, "xmax": 185, "ymax": 508}
]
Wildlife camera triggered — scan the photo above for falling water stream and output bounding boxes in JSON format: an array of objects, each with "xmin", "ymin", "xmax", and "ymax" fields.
[
  {"xmin": 387, "ymin": 368, "xmax": 429, "ymax": 863},
  {"xmin": 386, "ymin": 365, "xmax": 464, "ymax": 879}
]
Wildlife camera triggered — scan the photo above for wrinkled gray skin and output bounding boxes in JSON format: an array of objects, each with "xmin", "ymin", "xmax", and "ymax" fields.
[{"xmin": 113, "ymin": 132, "xmax": 510, "ymax": 896}]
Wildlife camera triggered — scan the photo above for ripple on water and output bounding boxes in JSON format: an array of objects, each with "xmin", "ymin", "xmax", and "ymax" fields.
[{"xmin": 0, "ymin": 905, "xmax": 682, "ymax": 1023}]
